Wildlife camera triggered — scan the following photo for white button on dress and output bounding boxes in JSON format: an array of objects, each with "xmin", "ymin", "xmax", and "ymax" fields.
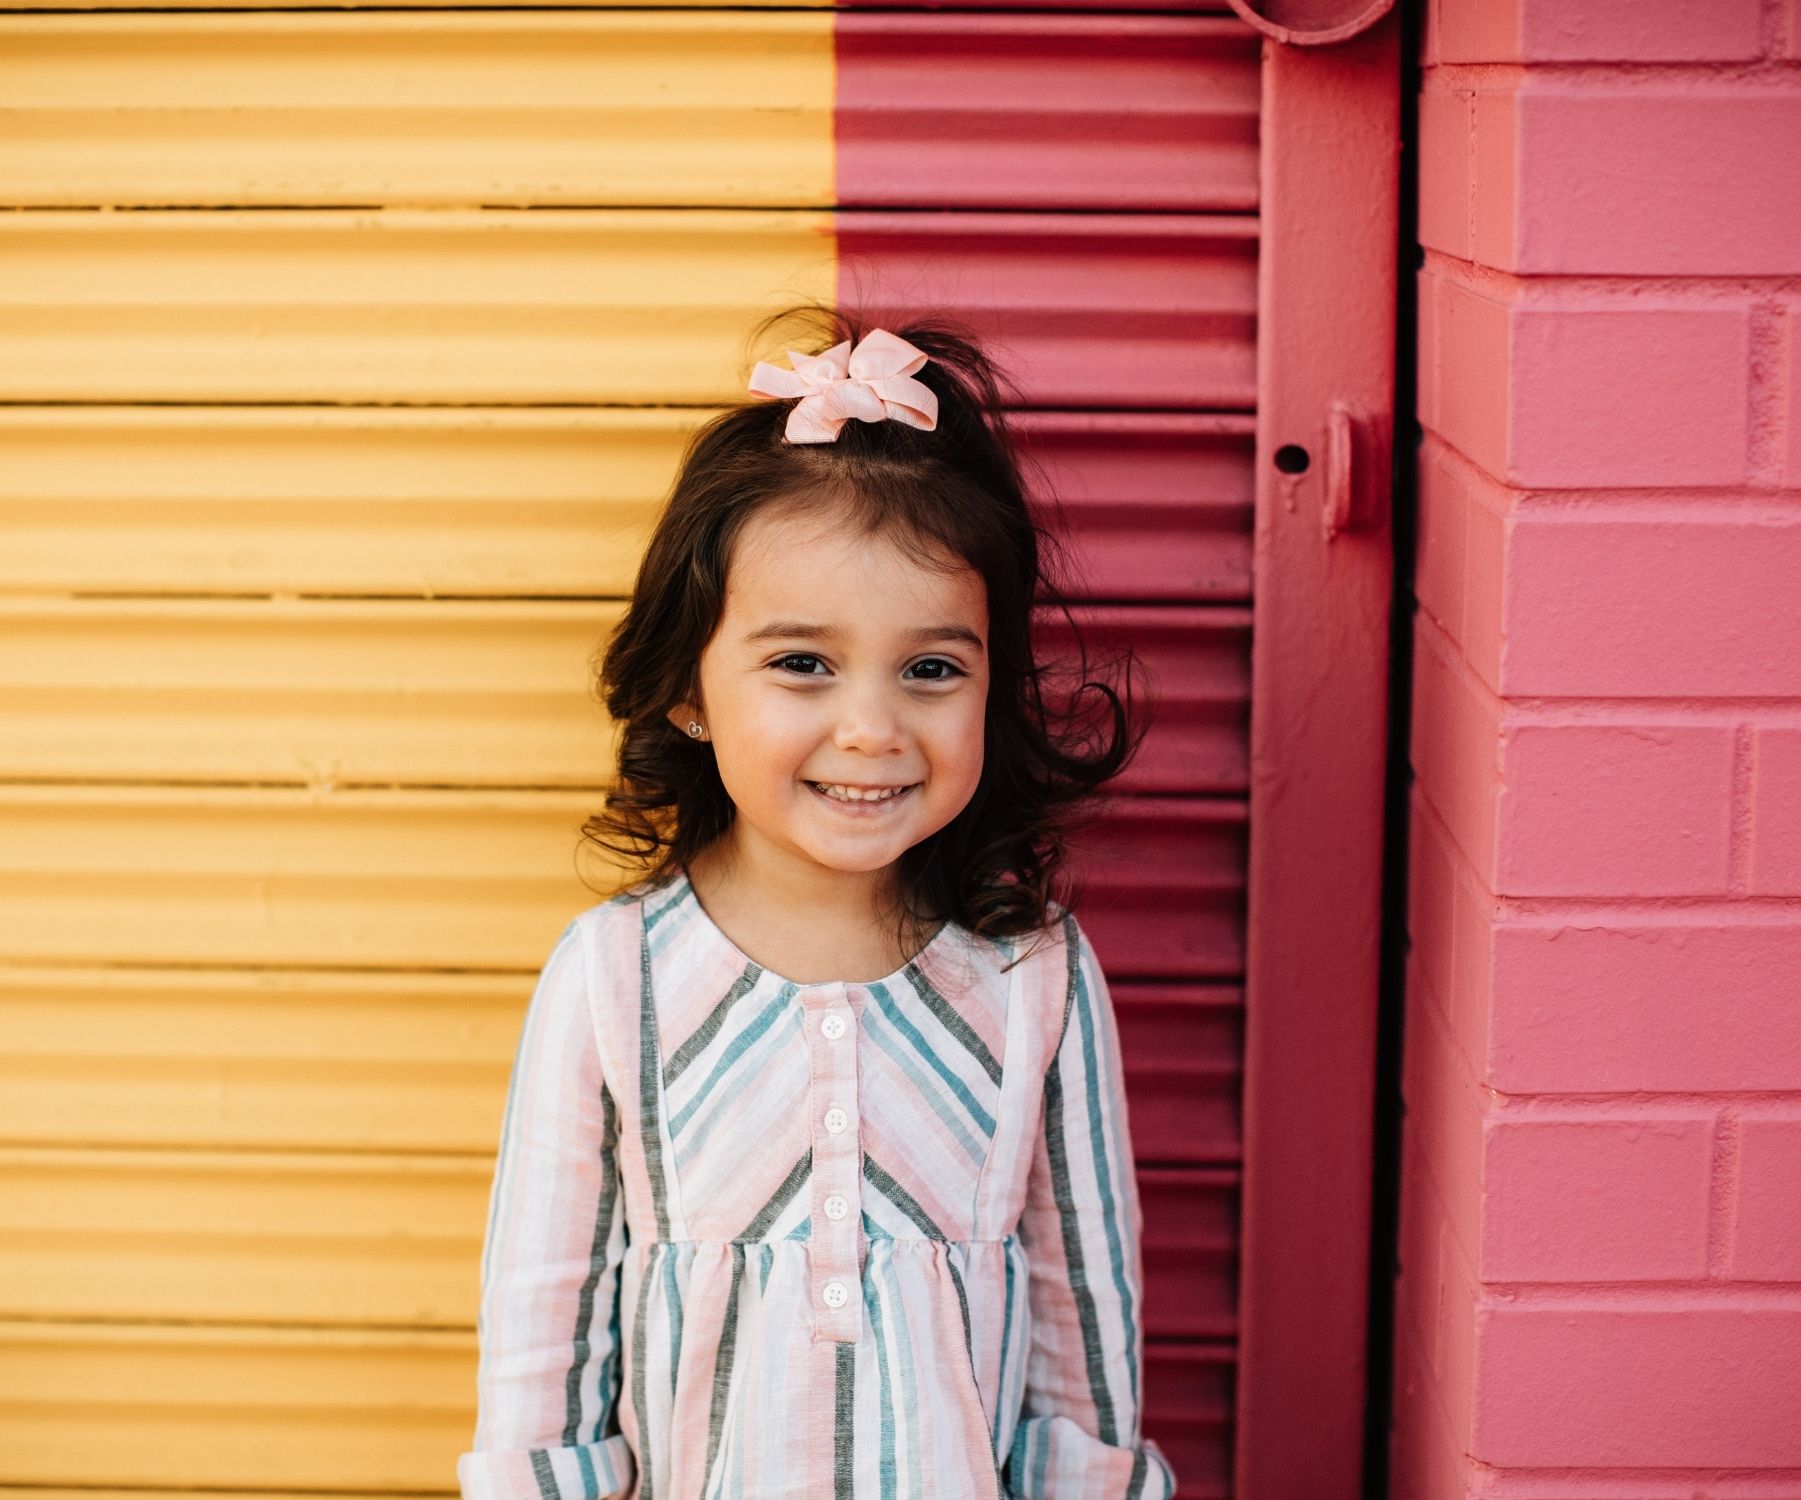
[
  {"xmin": 824, "ymin": 1193, "xmax": 848, "ymax": 1221},
  {"xmin": 822, "ymin": 1279, "xmax": 848, "ymax": 1309},
  {"xmin": 824, "ymin": 1105, "xmax": 848, "ymax": 1134},
  {"xmin": 821, "ymin": 1013, "xmax": 847, "ymax": 1040}
]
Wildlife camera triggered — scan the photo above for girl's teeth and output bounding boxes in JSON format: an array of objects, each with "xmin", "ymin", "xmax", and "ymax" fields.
[{"xmin": 814, "ymin": 782, "xmax": 910, "ymax": 802}]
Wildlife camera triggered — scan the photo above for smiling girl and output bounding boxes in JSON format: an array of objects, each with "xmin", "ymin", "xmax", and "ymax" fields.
[{"xmin": 458, "ymin": 305, "xmax": 1176, "ymax": 1500}]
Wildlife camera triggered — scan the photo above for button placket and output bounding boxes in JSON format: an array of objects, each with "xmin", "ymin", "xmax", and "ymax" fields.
[{"xmin": 802, "ymin": 981, "xmax": 861, "ymax": 1343}]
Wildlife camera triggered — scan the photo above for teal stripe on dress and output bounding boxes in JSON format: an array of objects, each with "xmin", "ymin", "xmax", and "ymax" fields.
[
  {"xmin": 834, "ymin": 1340, "xmax": 857, "ymax": 1500},
  {"xmin": 866, "ymin": 981, "xmax": 996, "ymax": 1142},
  {"xmin": 863, "ymin": 1154, "xmax": 946, "ymax": 1239},
  {"xmin": 572, "ymin": 1441, "xmax": 601, "ymax": 1499},
  {"xmin": 1071, "ymin": 921, "xmax": 1141, "ymax": 1414},
  {"xmin": 861, "ymin": 997, "xmax": 988, "ymax": 1164},
  {"xmin": 563, "ymin": 1082, "xmax": 622, "ymax": 1446},
  {"xmin": 863, "ymin": 1269, "xmax": 898, "ymax": 1500},
  {"xmin": 993, "ymin": 1235, "xmax": 1015, "ymax": 1451},
  {"xmin": 664, "ymin": 963, "xmax": 762, "ymax": 1086},
  {"xmin": 1043, "ymin": 912, "xmax": 1118, "ymax": 1445},
  {"xmin": 698, "ymin": 1242, "xmax": 745, "ymax": 1498},
  {"xmin": 903, "ymin": 961, "xmax": 1003, "ymax": 1087},
  {"xmin": 662, "ymin": 1245, "xmax": 683, "ymax": 1406},
  {"xmin": 669, "ymin": 986, "xmax": 796, "ymax": 1138},
  {"xmin": 881, "ymin": 1248, "xmax": 923, "ymax": 1495}
]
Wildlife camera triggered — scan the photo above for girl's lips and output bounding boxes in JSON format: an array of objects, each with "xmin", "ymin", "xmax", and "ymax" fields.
[{"xmin": 805, "ymin": 780, "xmax": 920, "ymax": 815}]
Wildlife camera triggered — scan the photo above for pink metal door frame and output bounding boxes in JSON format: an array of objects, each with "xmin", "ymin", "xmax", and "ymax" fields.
[{"xmin": 1234, "ymin": 10, "xmax": 1401, "ymax": 1498}]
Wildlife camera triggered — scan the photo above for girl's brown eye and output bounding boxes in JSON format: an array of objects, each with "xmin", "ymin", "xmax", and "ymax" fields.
[
  {"xmin": 772, "ymin": 653, "xmax": 823, "ymax": 675},
  {"xmin": 908, "ymin": 658, "xmax": 966, "ymax": 682}
]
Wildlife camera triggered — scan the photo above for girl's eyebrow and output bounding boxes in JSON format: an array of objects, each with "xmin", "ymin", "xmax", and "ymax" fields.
[{"xmin": 743, "ymin": 620, "xmax": 985, "ymax": 654}]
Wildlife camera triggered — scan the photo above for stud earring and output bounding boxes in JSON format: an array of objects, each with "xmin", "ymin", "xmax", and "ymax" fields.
[{"xmin": 687, "ymin": 721, "xmax": 705, "ymax": 738}]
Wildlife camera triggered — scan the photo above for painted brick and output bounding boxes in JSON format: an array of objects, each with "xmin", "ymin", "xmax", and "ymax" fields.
[
  {"xmin": 1505, "ymin": 298, "xmax": 1753, "ymax": 489},
  {"xmin": 1502, "ymin": 512, "xmax": 1801, "ymax": 699},
  {"xmin": 1467, "ymin": 92, "xmax": 1519, "ymax": 273},
  {"xmin": 1415, "ymin": 406, "xmax": 1505, "ymax": 694},
  {"xmin": 1393, "ymin": 1123, "xmax": 1480, "ymax": 1454},
  {"xmin": 1498, "ymin": 722, "xmax": 1736, "ymax": 898},
  {"xmin": 1411, "ymin": 421, "xmax": 1512, "ymax": 695},
  {"xmin": 1406, "ymin": 791, "xmax": 1459, "ymax": 1033},
  {"xmin": 1412, "ymin": 626, "xmax": 1738, "ymax": 897},
  {"xmin": 1402, "ymin": 960, "xmax": 1485, "ymax": 1276},
  {"xmin": 1426, "ymin": 274, "xmax": 1754, "ymax": 488},
  {"xmin": 1436, "ymin": 0, "xmax": 1763, "ymax": 63},
  {"xmin": 1489, "ymin": 917, "xmax": 1801, "ymax": 1095},
  {"xmin": 1535, "ymin": 88, "xmax": 1801, "ymax": 275},
  {"xmin": 1412, "ymin": 442, "xmax": 1465, "ymax": 644},
  {"xmin": 1732, "ymin": 1116, "xmax": 1801, "ymax": 1281},
  {"xmin": 1409, "ymin": 788, "xmax": 1506, "ymax": 1095},
  {"xmin": 1417, "ymin": 86, "xmax": 1472, "ymax": 260},
  {"xmin": 1415, "ymin": 265, "xmax": 1441, "ymax": 435},
  {"xmin": 1750, "ymin": 727, "xmax": 1801, "ymax": 897},
  {"xmin": 1390, "ymin": 1249, "xmax": 1479, "ymax": 1500},
  {"xmin": 1409, "ymin": 616, "xmax": 1499, "ymax": 884},
  {"xmin": 1487, "ymin": 88, "xmax": 1801, "ymax": 275},
  {"xmin": 1426, "ymin": 272, "xmax": 1510, "ymax": 479},
  {"xmin": 1474, "ymin": 1302, "xmax": 1801, "ymax": 1466},
  {"xmin": 1481, "ymin": 1116, "xmax": 1714, "ymax": 1282}
]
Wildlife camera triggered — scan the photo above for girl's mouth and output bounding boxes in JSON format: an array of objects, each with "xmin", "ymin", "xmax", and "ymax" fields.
[{"xmin": 805, "ymin": 780, "xmax": 920, "ymax": 815}]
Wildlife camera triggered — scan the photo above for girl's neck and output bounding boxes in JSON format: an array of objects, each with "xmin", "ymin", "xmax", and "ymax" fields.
[{"xmin": 682, "ymin": 837, "xmax": 936, "ymax": 985}]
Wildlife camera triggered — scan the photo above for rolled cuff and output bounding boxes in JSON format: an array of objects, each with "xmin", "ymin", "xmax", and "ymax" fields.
[
  {"xmin": 456, "ymin": 1433, "xmax": 636, "ymax": 1500},
  {"xmin": 1008, "ymin": 1414, "xmax": 1177, "ymax": 1500}
]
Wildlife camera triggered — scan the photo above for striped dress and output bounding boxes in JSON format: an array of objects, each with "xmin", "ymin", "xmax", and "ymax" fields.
[{"xmin": 457, "ymin": 866, "xmax": 1177, "ymax": 1500}]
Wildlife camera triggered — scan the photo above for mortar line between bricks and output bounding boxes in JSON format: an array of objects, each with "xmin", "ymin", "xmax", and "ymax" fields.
[
  {"xmin": 1484, "ymin": 1090, "xmax": 1801, "ymax": 1108},
  {"xmin": 1421, "ymin": 250, "xmax": 1801, "ymax": 297},
  {"xmin": 1418, "ymin": 425, "xmax": 1801, "ymax": 506},
  {"xmin": 1415, "ymin": 606, "xmax": 1801, "ymax": 717},
  {"xmin": 1728, "ymin": 723, "xmax": 1756, "ymax": 895},
  {"xmin": 1463, "ymin": 1462, "xmax": 1801, "ymax": 1481},
  {"xmin": 1706, "ymin": 1109, "xmax": 1741, "ymax": 1279},
  {"xmin": 1475, "ymin": 1281, "xmax": 1801, "ymax": 1303},
  {"xmin": 1425, "ymin": 59, "xmax": 1801, "ymax": 86}
]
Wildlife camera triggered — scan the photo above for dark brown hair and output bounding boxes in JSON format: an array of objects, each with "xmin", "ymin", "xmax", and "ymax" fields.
[{"xmin": 581, "ymin": 299, "xmax": 1155, "ymax": 956}]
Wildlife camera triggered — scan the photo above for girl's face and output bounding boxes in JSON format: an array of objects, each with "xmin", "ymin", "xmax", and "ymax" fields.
[{"xmin": 669, "ymin": 504, "xmax": 989, "ymax": 887}]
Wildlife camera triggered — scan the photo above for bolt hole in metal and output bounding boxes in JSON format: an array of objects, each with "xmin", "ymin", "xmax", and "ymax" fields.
[{"xmin": 1274, "ymin": 443, "xmax": 1311, "ymax": 474}]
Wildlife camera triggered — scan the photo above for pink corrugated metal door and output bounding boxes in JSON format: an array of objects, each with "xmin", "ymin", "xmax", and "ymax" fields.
[{"xmin": 831, "ymin": 5, "xmax": 1400, "ymax": 1495}]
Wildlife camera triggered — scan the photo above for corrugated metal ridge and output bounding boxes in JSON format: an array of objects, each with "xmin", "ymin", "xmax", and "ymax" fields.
[
  {"xmin": 837, "ymin": 212, "xmax": 1259, "ymax": 409},
  {"xmin": 0, "ymin": 10, "xmax": 834, "ymax": 208},
  {"xmin": 835, "ymin": 12, "xmax": 1258, "ymax": 212}
]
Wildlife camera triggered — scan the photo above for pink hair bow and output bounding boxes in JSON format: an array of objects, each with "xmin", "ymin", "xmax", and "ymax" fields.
[{"xmin": 747, "ymin": 327, "xmax": 939, "ymax": 444}]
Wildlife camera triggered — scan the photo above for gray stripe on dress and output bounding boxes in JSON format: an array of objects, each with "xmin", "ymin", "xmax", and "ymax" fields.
[
  {"xmin": 664, "ymin": 963, "xmax": 762, "ymax": 1086},
  {"xmin": 834, "ymin": 1339, "xmax": 856, "ymax": 1500},
  {"xmin": 563, "ymin": 1081, "xmax": 623, "ymax": 1446},
  {"xmin": 905, "ymin": 960, "xmax": 1003, "ymax": 1087},
  {"xmin": 862, "ymin": 1154, "xmax": 946, "ymax": 1240}
]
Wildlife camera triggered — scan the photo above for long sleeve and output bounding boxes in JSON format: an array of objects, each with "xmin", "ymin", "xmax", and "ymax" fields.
[
  {"xmin": 457, "ymin": 917, "xmax": 636, "ymax": 1500},
  {"xmin": 1006, "ymin": 914, "xmax": 1178, "ymax": 1499}
]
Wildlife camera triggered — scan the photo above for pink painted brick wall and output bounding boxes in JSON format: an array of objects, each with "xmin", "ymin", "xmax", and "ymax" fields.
[{"xmin": 1393, "ymin": 2, "xmax": 1801, "ymax": 1493}]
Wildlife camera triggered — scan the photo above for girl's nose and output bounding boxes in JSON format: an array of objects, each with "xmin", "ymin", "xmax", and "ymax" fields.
[{"xmin": 831, "ymin": 684, "xmax": 907, "ymax": 752}]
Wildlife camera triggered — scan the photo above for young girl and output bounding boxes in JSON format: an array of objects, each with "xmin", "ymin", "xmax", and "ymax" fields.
[{"xmin": 457, "ymin": 306, "xmax": 1177, "ymax": 1500}]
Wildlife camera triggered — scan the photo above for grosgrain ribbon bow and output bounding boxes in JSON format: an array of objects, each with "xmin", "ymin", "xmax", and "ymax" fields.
[{"xmin": 747, "ymin": 328, "xmax": 939, "ymax": 444}]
